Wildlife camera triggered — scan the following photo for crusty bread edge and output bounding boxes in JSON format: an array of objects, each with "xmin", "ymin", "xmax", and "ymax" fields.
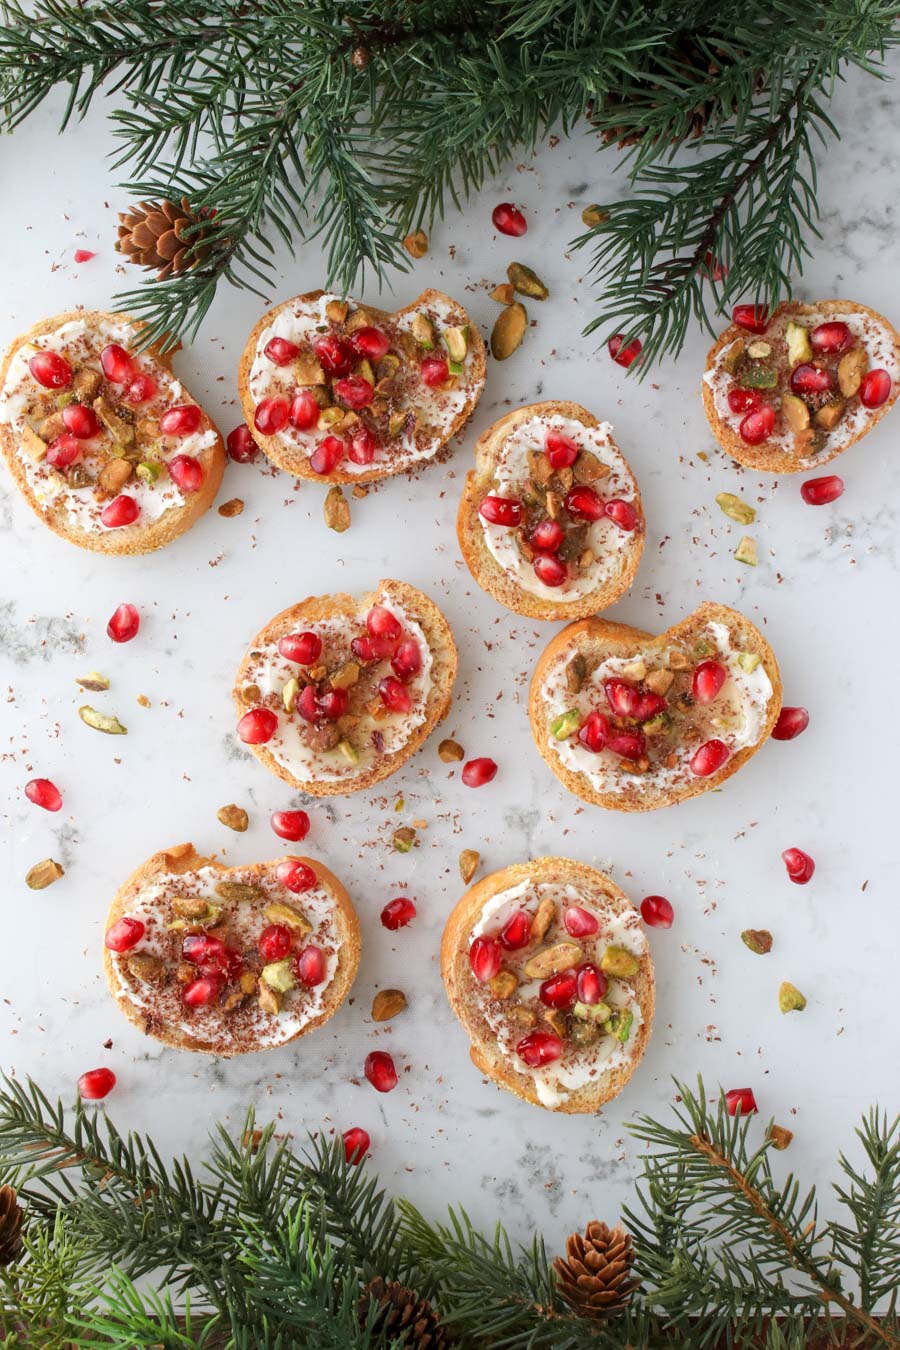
[{"xmin": 440, "ymin": 856, "xmax": 654, "ymax": 1113}]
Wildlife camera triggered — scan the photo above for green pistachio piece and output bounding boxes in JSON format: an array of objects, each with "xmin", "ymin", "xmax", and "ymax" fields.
[
  {"xmin": 740, "ymin": 365, "xmax": 778, "ymax": 389},
  {"xmin": 507, "ymin": 261, "xmax": 549, "ymax": 301},
  {"xmin": 779, "ymin": 981, "xmax": 806, "ymax": 1013},
  {"xmin": 136, "ymin": 461, "xmax": 161, "ymax": 484},
  {"xmin": 737, "ymin": 652, "xmax": 761, "ymax": 673},
  {"xmin": 338, "ymin": 738, "xmax": 360, "ymax": 765},
  {"xmin": 785, "ymin": 320, "xmax": 813, "ymax": 368},
  {"xmin": 282, "ymin": 677, "xmax": 300, "ymax": 713},
  {"xmin": 260, "ymin": 959, "xmax": 296, "ymax": 993},
  {"xmin": 581, "ymin": 205, "xmax": 609, "ymax": 229},
  {"xmin": 600, "ymin": 946, "xmax": 640, "ymax": 978},
  {"xmin": 609, "ymin": 1009, "xmax": 634, "ymax": 1043},
  {"xmin": 447, "ymin": 359, "xmax": 464, "ymax": 376},
  {"xmin": 716, "ymin": 492, "xmax": 756, "ymax": 525},
  {"xmin": 741, "ymin": 928, "xmax": 773, "ymax": 955},
  {"xmin": 722, "ymin": 339, "xmax": 745, "ymax": 375},
  {"xmin": 411, "ymin": 313, "xmax": 435, "ymax": 348},
  {"xmin": 550, "ymin": 709, "xmax": 580, "ymax": 740},
  {"xmin": 734, "ymin": 535, "xmax": 758, "ymax": 566},
  {"xmin": 79, "ymin": 705, "xmax": 127, "ymax": 735},
  {"xmin": 642, "ymin": 711, "xmax": 671, "ymax": 737},
  {"xmin": 572, "ymin": 1000, "xmax": 611, "ymax": 1023},
  {"xmin": 441, "ymin": 325, "xmax": 468, "ymax": 362},
  {"xmin": 392, "ymin": 826, "xmax": 416, "ymax": 853}
]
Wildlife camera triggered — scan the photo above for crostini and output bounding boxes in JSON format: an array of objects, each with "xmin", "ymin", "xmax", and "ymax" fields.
[
  {"xmin": 0, "ymin": 310, "xmax": 225, "ymax": 553},
  {"xmin": 238, "ymin": 288, "xmax": 486, "ymax": 483},
  {"xmin": 529, "ymin": 602, "xmax": 782, "ymax": 811},
  {"xmin": 234, "ymin": 579, "xmax": 457, "ymax": 795},
  {"xmin": 103, "ymin": 843, "xmax": 360, "ymax": 1055},
  {"xmin": 441, "ymin": 857, "xmax": 653, "ymax": 1112},
  {"xmin": 703, "ymin": 300, "xmax": 899, "ymax": 472},
  {"xmin": 457, "ymin": 401, "xmax": 644, "ymax": 620}
]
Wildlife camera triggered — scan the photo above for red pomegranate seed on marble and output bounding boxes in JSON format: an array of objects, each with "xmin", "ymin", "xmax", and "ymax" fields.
[
  {"xmin": 604, "ymin": 499, "xmax": 638, "ymax": 531},
  {"xmin": 74, "ymin": 248, "xmax": 96, "ymax": 263},
  {"xmin": 499, "ymin": 909, "xmax": 531, "ymax": 950},
  {"xmin": 578, "ymin": 710, "xmax": 609, "ymax": 753},
  {"xmin": 479, "ymin": 494, "xmax": 522, "ymax": 527},
  {"xmin": 772, "ymin": 706, "xmax": 809, "ymax": 741},
  {"xmin": 533, "ymin": 554, "xmax": 567, "ymax": 587},
  {"xmin": 462, "ymin": 757, "xmax": 497, "ymax": 788},
  {"xmin": 295, "ymin": 945, "xmax": 326, "ymax": 986},
  {"xmin": 365, "ymin": 1051, "xmax": 398, "ymax": 1093},
  {"xmin": 727, "ymin": 387, "xmax": 762, "ymax": 414},
  {"xmin": 350, "ymin": 326, "xmax": 390, "ymax": 360},
  {"xmin": 725, "ymin": 1087, "xmax": 758, "ymax": 1116},
  {"xmin": 604, "ymin": 679, "xmax": 640, "ymax": 718},
  {"xmin": 860, "ymin": 368, "xmax": 892, "ymax": 408},
  {"xmin": 565, "ymin": 485, "xmax": 604, "ymax": 521},
  {"xmin": 391, "ymin": 640, "xmax": 421, "ymax": 680},
  {"xmin": 690, "ymin": 738, "xmax": 729, "ymax": 777},
  {"xmin": 46, "ymin": 433, "xmax": 82, "ymax": 468},
  {"xmin": 811, "ymin": 321, "xmax": 852, "ymax": 354},
  {"xmin": 160, "ymin": 404, "xmax": 202, "ymax": 436},
  {"xmin": 254, "ymin": 396, "xmax": 290, "ymax": 435},
  {"xmin": 692, "ymin": 660, "xmax": 727, "ymax": 706},
  {"xmin": 237, "ymin": 706, "xmax": 278, "ymax": 744},
  {"xmin": 100, "ymin": 494, "xmax": 139, "ymax": 528},
  {"xmin": 226, "ymin": 424, "xmax": 258, "ymax": 462},
  {"xmin": 258, "ymin": 924, "xmax": 292, "ymax": 963},
  {"xmin": 381, "ymin": 897, "xmax": 416, "ymax": 930},
  {"xmin": 343, "ymin": 1126, "xmax": 371, "ymax": 1164},
  {"xmin": 790, "ymin": 363, "xmax": 832, "ymax": 395},
  {"xmin": 379, "ymin": 676, "xmax": 412, "ymax": 714},
  {"xmin": 264, "ymin": 335, "xmax": 300, "ymax": 366},
  {"xmin": 313, "ymin": 335, "xmax": 355, "ymax": 376},
  {"xmin": 63, "ymin": 403, "xmax": 100, "ymax": 438},
  {"xmin": 168, "ymin": 454, "xmax": 203, "ymax": 491},
  {"xmin": 539, "ymin": 970, "xmax": 578, "ymax": 1009},
  {"xmin": 609, "ymin": 334, "xmax": 642, "ymax": 367},
  {"xmin": 801, "ymin": 475, "xmax": 843, "ymax": 506},
  {"xmin": 25, "ymin": 777, "xmax": 62, "ymax": 812},
  {"xmin": 183, "ymin": 973, "xmax": 225, "ymax": 1007},
  {"xmin": 333, "ymin": 375, "xmax": 374, "ymax": 410},
  {"xmin": 271, "ymin": 809, "xmax": 310, "ymax": 842},
  {"xmin": 492, "ymin": 202, "xmax": 527, "ymax": 236},
  {"xmin": 469, "ymin": 936, "xmax": 502, "ymax": 982},
  {"xmin": 739, "ymin": 404, "xmax": 775, "ymax": 445},
  {"xmin": 782, "ymin": 847, "xmax": 815, "ymax": 884},
  {"xmin": 732, "ymin": 304, "xmax": 769, "ymax": 334},
  {"xmin": 123, "ymin": 373, "xmax": 157, "ymax": 405},
  {"xmin": 107, "ymin": 603, "xmax": 139, "ymax": 643},
  {"xmin": 367, "ymin": 605, "xmax": 402, "ymax": 640},
  {"xmin": 531, "ymin": 519, "xmax": 565, "ymax": 552},
  {"xmin": 100, "ymin": 344, "xmax": 134, "ymax": 383},
  {"xmin": 104, "ymin": 916, "xmax": 145, "ymax": 952},
  {"xmin": 516, "ymin": 1030, "xmax": 562, "ymax": 1067},
  {"xmin": 564, "ymin": 905, "xmax": 599, "ymax": 938},
  {"xmin": 420, "ymin": 356, "xmax": 449, "ymax": 387},
  {"xmin": 289, "ymin": 390, "xmax": 320, "ymax": 430},
  {"xmin": 576, "ymin": 962, "xmax": 607, "ymax": 1005},
  {"xmin": 276, "ymin": 859, "xmax": 317, "ymax": 893},
  {"xmin": 78, "ymin": 1068, "xmax": 116, "ymax": 1100},
  {"xmin": 278, "ymin": 631, "xmax": 322, "ymax": 665},
  {"xmin": 309, "ymin": 435, "xmax": 346, "ymax": 475},
  {"xmin": 349, "ymin": 425, "xmax": 379, "ymax": 464},
  {"xmin": 641, "ymin": 894, "xmax": 674, "ymax": 928},
  {"xmin": 606, "ymin": 726, "xmax": 647, "ymax": 760},
  {"xmin": 29, "ymin": 350, "xmax": 72, "ymax": 389},
  {"xmin": 545, "ymin": 429, "xmax": 579, "ymax": 468}
]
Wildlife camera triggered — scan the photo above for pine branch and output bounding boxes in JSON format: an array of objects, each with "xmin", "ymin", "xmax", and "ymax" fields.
[{"xmin": 828, "ymin": 1109, "xmax": 900, "ymax": 1320}]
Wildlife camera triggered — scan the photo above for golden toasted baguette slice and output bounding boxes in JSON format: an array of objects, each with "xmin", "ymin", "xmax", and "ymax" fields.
[
  {"xmin": 237, "ymin": 287, "xmax": 486, "ymax": 484},
  {"xmin": 234, "ymin": 578, "xmax": 457, "ymax": 796},
  {"xmin": 441, "ymin": 856, "xmax": 653, "ymax": 1113},
  {"xmin": 0, "ymin": 310, "xmax": 225, "ymax": 554},
  {"xmin": 703, "ymin": 299, "xmax": 900, "ymax": 472},
  {"xmin": 103, "ymin": 843, "xmax": 360, "ymax": 1055},
  {"xmin": 457, "ymin": 401, "xmax": 645, "ymax": 621},
  {"xmin": 529, "ymin": 602, "xmax": 782, "ymax": 812}
]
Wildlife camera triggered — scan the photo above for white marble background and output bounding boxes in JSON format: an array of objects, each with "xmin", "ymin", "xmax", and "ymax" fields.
[{"xmin": 1, "ymin": 57, "xmax": 898, "ymax": 1252}]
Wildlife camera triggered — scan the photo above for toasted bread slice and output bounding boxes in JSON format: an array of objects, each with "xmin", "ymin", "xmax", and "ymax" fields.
[
  {"xmin": 441, "ymin": 856, "xmax": 654, "ymax": 1113},
  {"xmin": 529, "ymin": 602, "xmax": 782, "ymax": 812},
  {"xmin": 457, "ymin": 401, "xmax": 645, "ymax": 620},
  {"xmin": 703, "ymin": 299, "xmax": 900, "ymax": 472},
  {"xmin": 234, "ymin": 578, "xmax": 457, "ymax": 796},
  {"xmin": 237, "ymin": 288, "xmax": 486, "ymax": 484},
  {"xmin": 0, "ymin": 310, "xmax": 225, "ymax": 554},
  {"xmin": 103, "ymin": 842, "xmax": 360, "ymax": 1055}
]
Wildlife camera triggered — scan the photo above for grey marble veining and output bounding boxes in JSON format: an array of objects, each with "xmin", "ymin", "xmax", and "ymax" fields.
[{"xmin": 1, "ymin": 57, "xmax": 899, "ymax": 1251}]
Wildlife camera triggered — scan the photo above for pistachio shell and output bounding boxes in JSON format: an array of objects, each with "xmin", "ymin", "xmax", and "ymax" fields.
[
  {"xmin": 458, "ymin": 849, "xmax": 480, "ymax": 883},
  {"xmin": 26, "ymin": 858, "xmax": 64, "ymax": 890}
]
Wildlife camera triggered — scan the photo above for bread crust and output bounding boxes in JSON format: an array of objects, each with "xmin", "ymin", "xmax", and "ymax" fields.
[
  {"xmin": 456, "ymin": 400, "xmax": 645, "ymax": 620},
  {"xmin": 440, "ymin": 856, "xmax": 654, "ymax": 1113},
  {"xmin": 234, "ymin": 578, "xmax": 457, "ymax": 796},
  {"xmin": 103, "ymin": 842, "xmax": 361, "ymax": 1055},
  {"xmin": 0, "ymin": 310, "xmax": 225, "ymax": 554},
  {"xmin": 529, "ymin": 601, "xmax": 783, "ymax": 811},
  {"xmin": 702, "ymin": 299, "xmax": 900, "ymax": 472},
  {"xmin": 237, "ymin": 287, "xmax": 486, "ymax": 484}
]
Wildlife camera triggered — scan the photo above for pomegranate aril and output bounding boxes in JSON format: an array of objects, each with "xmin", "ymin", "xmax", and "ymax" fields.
[
  {"xmin": 381, "ymin": 897, "xmax": 416, "ymax": 930},
  {"xmin": 731, "ymin": 304, "xmax": 769, "ymax": 334},
  {"xmin": 604, "ymin": 679, "xmax": 640, "ymax": 718},
  {"xmin": 531, "ymin": 519, "xmax": 564, "ymax": 552},
  {"xmin": 727, "ymin": 387, "xmax": 762, "ymax": 414},
  {"xmin": 107, "ymin": 603, "xmax": 140, "ymax": 643},
  {"xmin": 160, "ymin": 404, "xmax": 202, "ymax": 437},
  {"xmin": 578, "ymin": 711, "xmax": 609, "ymax": 753},
  {"xmin": 604, "ymin": 499, "xmax": 638, "ymax": 531},
  {"xmin": 271, "ymin": 809, "xmax": 310, "ymax": 842},
  {"xmin": 516, "ymin": 1030, "xmax": 562, "ymax": 1068},
  {"xmin": 860, "ymin": 368, "xmax": 892, "ymax": 408},
  {"xmin": 564, "ymin": 905, "xmax": 599, "ymax": 938},
  {"xmin": 469, "ymin": 936, "xmax": 502, "ymax": 982},
  {"xmin": 565, "ymin": 485, "xmax": 604, "ymax": 521},
  {"xmin": 183, "ymin": 973, "xmax": 225, "ymax": 1007},
  {"xmin": 545, "ymin": 429, "xmax": 578, "ymax": 468},
  {"xmin": 479, "ymin": 494, "xmax": 522, "ymax": 527},
  {"xmin": 297, "ymin": 684, "xmax": 321, "ymax": 722},
  {"xmin": 258, "ymin": 924, "xmax": 292, "ymax": 963},
  {"xmin": 782, "ymin": 847, "xmax": 815, "ymax": 884},
  {"xmin": 343, "ymin": 1126, "xmax": 370, "ymax": 1165},
  {"xmin": 350, "ymin": 326, "xmax": 390, "ymax": 360},
  {"xmin": 365, "ymin": 1050, "xmax": 398, "ymax": 1093},
  {"xmin": 320, "ymin": 686, "xmax": 350, "ymax": 721},
  {"xmin": 46, "ymin": 434, "xmax": 82, "ymax": 468},
  {"xmin": 462, "ymin": 757, "xmax": 497, "ymax": 788},
  {"xmin": 264, "ymin": 335, "xmax": 300, "ymax": 366},
  {"xmin": 295, "ymin": 944, "xmax": 326, "ymax": 986},
  {"xmin": 62, "ymin": 403, "xmax": 100, "ymax": 438},
  {"xmin": 634, "ymin": 690, "xmax": 667, "ymax": 722},
  {"xmin": 333, "ymin": 375, "xmax": 374, "ymax": 410},
  {"xmin": 237, "ymin": 706, "xmax": 278, "ymax": 744},
  {"xmin": 352, "ymin": 633, "xmax": 397, "ymax": 662},
  {"xmin": 420, "ymin": 356, "xmax": 449, "ymax": 387},
  {"xmin": 310, "ymin": 435, "xmax": 345, "ymax": 475},
  {"xmin": 182, "ymin": 933, "xmax": 227, "ymax": 967},
  {"xmin": 226, "ymin": 424, "xmax": 258, "ymax": 462},
  {"xmin": 811, "ymin": 321, "xmax": 852, "ymax": 353},
  {"xmin": 123, "ymin": 373, "xmax": 157, "ymax": 405},
  {"xmin": 78, "ymin": 1068, "xmax": 116, "ymax": 1100},
  {"xmin": 349, "ymin": 425, "xmax": 379, "ymax": 464},
  {"xmin": 25, "ymin": 777, "xmax": 62, "ymax": 812},
  {"xmin": 100, "ymin": 495, "xmax": 139, "ymax": 528},
  {"xmin": 499, "ymin": 909, "xmax": 531, "ymax": 950},
  {"xmin": 539, "ymin": 970, "xmax": 578, "ymax": 1008},
  {"xmin": 609, "ymin": 334, "xmax": 642, "ymax": 367},
  {"xmin": 289, "ymin": 390, "xmax": 320, "ymax": 430},
  {"xmin": 576, "ymin": 962, "xmax": 607, "ymax": 1005},
  {"xmin": 690, "ymin": 738, "xmax": 730, "ymax": 777},
  {"xmin": 313, "ymin": 335, "xmax": 354, "ymax": 376},
  {"xmin": 254, "ymin": 396, "xmax": 290, "ymax": 435},
  {"xmin": 772, "ymin": 706, "xmax": 809, "ymax": 741},
  {"xmin": 492, "ymin": 202, "xmax": 527, "ymax": 236},
  {"xmin": 379, "ymin": 676, "xmax": 412, "ymax": 714},
  {"xmin": 692, "ymin": 660, "xmax": 727, "ymax": 706},
  {"xmin": 606, "ymin": 727, "xmax": 646, "ymax": 760},
  {"xmin": 533, "ymin": 553, "xmax": 567, "ymax": 587},
  {"xmin": 74, "ymin": 248, "xmax": 96, "ymax": 263},
  {"xmin": 725, "ymin": 1087, "xmax": 758, "ymax": 1116},
  {"xmin": 704, "ymin": 251, "xmax": 726, "ymax": 282},
  {"xmin": 276, "ymin": 859, "xmax": 316, "ymax": 893},
  {"xmin": 104, "ymin": 916, "xmax": 145, "ymax": 952},
  {"xmin": 168, "ymin": 454, "xmax": 203, "ymax": 492},
  {"xmin": 641, "ymin": 894, "xmax": 674, "ymax": 928},
  {"xmin": 790, "ymin": 363, "xmax": 832, "ymax": 395},
  {"xmin": 366, "ymin": 605, "xmax": 402, "ymax": 640},
  {"xmin": 100, "ymin": 344, "xmax": 135, "ymax": 383},
  {"xmin": 391, "ymin": 640, "xmax": 421, "ymax": 680},
  {"xmin": 739, "ymin": 404, "xmax": 775, "ymax": 445},
  {"xmin": 278, "ymin": 631, "xmax": 322, "ymax": 665},
  {"xmin": 29, "ymin": 350, "xmax": 72, "ymax": 389},
  {"xmin": 801, "ymin": 475, "xmax": 843, "ymax": 506}
]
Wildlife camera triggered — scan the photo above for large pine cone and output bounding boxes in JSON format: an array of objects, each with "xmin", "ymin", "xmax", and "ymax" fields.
[
  {"xmin": 358, "ymin": 1276, "xmax": 449, "ymax": 1348},
  {"xmin": 0, "ymin": 1186, "xmax": 23, "ymax": 1266},
  {"xmin": 116, "ymin": 198, "xmax": 214, "ymax": 281},
  {"xmin": 553, "ymin": 1221, "xmax": 638, "ymax": 1319}
]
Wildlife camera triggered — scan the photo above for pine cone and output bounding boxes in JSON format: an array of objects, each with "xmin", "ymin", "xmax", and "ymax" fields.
[
  {"xmin": 358, "ymin": 1275, "xmax": 449, "ymax": 1348},
  {"xmin": 553, "ymin": 1221, "xmax": 638, "ymax": 1319},
  {"xmin": 116, "ymin": 198, "xmax": 214, "ymax": 281},
  {"xmin": 0, "ymin": 1186, "xmax": 23, "ymax": 1266}
]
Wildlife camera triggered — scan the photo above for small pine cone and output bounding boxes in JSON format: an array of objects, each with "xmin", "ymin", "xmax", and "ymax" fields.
[
  {"xmin": 0, "ymin": 1186, "xmax": 23, "ymax": 1266},
  {"xmin": 553, "ymin": 1221, "xmax": 638, "ymax": 1319},
  {"xmin": 358, "ymin": 1276, "xmax": 449, "ymax": 1348},
  {"xmin": 116, "ymin": 197, "xmax": 213, "ymax": 281}
]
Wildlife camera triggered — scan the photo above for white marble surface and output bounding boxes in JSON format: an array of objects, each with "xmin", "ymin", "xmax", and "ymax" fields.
[{"xmin": 1, "ymin": 61, "xmax": 899, "ymax": 1250}]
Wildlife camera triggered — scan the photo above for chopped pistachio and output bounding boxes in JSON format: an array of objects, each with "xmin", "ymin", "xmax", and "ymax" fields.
[
  {"xmin": 734, "ymin": 535, "xmax": 758, "ymax": 566},
  {"xmin": 76, "ymin": 671, "xmax": 110, "ymax": 692},
  {"xmin": 814, "ymin": 399, "xmax": 846, "ymax": 430},
  {"xmin": 337, "ymin": 739, "xmax": 359, "ymax": 765},
  {"xmin": 438, "ymin": 738, "xmax": 464, "ymax": 762},
  {"xmin": 785, "ymin": 320, "xmax": 812, "ymax": 368},
  {"xmin": 609, "ymin": 1009, "xmax": 634, "ymax": 1043},
  {"xmin": 550, "ymin": 709, "xmax": 580, "ymax": 740},
  {"xmin": 282, "ymin": 677, "xmax": 299, "ymax": 713},
  {"xmin": 442, "ymin": 325, "xmax": 468, "ymax": 362},
  {"xmin": 643, "ymin": 711, "xmax": 671, "ymax": 737},
  {"xmin": 489, "ymin": 970, "xmax": 518, "ymax": 1000},
  {"xmin": 403, "ymin": 229, "xmax": 428, "ymax": 259},
  {"xmin": 371, "ymin": 988, "xmax": 407, "ymax": 1021},
  {"xmin": 392, "ymin": 826, "xmax": 416, "ymax": 853},
  {"xmin": 264, "ymin": 901, "xmax": 312, "ymax": 934},
  {"xmin": 716, "ymin": 492, "xmax": 756, "ymax": 525},
  {"xmin": 217, "ymin": 804, "xmax": 249, "ymax": 832},
  {"xmin": 740, "ymin": 365, "xmax": 777, "ymax": 389},
  {"xmin": 260, "ymin": 959, "xmax": 296, "ymax": 993},
  {"xmin": 768, "ymin": 1124, "xmax": 794, "ymax": 1151},
  {"xmin": 507, "ymin": 261, "xmax": 548, "ymax": 301},
  {"xmin": 722, "ymin": 339, "xmax": 745, "ymax": 375},
  {"xmin": 741, "ymin": 928, "xmax": 773, "ymax": 955},
  {"xmin": 838, "ymin": 346, "xmax": 868, "ymax": 398},
  {"xmin": 622, "ymin": 659, "xmax": 647, "ymax": 681},
  {"xmin": 241, "ymin": 683, "xmax": 261, "ymax": 705},
  {"xmin": 172, "ymin": 894, "xmax": 220, "ymax": 921},
  {"xmin": 330, "ymin": 661, "xmax": 360, "ymax": 691},
  {"xmin": 411, "ymin": 313, "xmax": 435, "ymax": 347},
  {"xmin": 258, "ymin": 983, "xmax": 283, "ymax": 1016},
  {"xmin": 778, "ymin": 981, "xmax": 807, "ymax": 1013},
  {"xmin": 216, "ymin": 881, "xmax": 262, "ymax": 904},
  {"xmin": 218, "ymin": 497, "xmax": 244, "ymax": 518},
  {"xmin": 747, "ymin": 340, "xmax": 772, "ymax": 359},
  {"xmin": 600, "ymin": 945, "xmax": 640, "ymax": 978},
  {"xmin": 490, "ymin": 302, "xmax": 527, "ymax": 360},
  {"xmin": 581, "ymin": 204, "xmax": 609, "ymax": 228},
  {"xmin": 645, "ymin": 668, "xmax": 674, "ymax": 696},
  {"xmin": 136, "ymin": 460, "xmax": 161, "ymax": 484},
  {"xmin": 489, "ymin": 283, "xmax": 516, "ymax": 304},
  {"xmin": 325, "ymin": 298, "xmax": 349, "ymax": 323},
  {"xmin": 26, "ymin": 858, "xmax": 64, "ymax": 890},
  {"xmin": 737, "ymin": 652, "xmax": 761, "ymax": 673},
  {"xmin": 21, "ymin": 425, "xmax": 48, "ymax": 462},
  {"xmin": 127, "ymin": 953, "xmax": 166, "ymax": 984},
  {"xmin": 573, "ymin": 1000, "xmax": 611, "ymax": 1023},
  {"xmin": 523, "ymin": 941, "xmax": 582, "ymax": 979},
  {"xmin": 324, "ymin": 486, "xmax": 351, "ymax": 533},
  {"xmin": 79, "ymin": 705, "xmax": 127, "ymax": 735},
  {"xmin": 459, "ymin": 849, "xmax": 480, "ymax": 884},
  {"xmin": 530, "ymin": 896, "xmax": 557, "ymax": 943}
]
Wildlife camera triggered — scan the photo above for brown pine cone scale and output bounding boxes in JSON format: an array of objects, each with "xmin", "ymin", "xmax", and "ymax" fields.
[
  {"xmin": 553, "ymin": 1220, "xmax": 638, "ymax": 1319},
  {"xmin": 116, "ymin": 197, "xmax": 213, "ymax": 281},
  {"xmin": 358, "ymin": 1275, "xmax": 449, "ymax": 1348}
]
